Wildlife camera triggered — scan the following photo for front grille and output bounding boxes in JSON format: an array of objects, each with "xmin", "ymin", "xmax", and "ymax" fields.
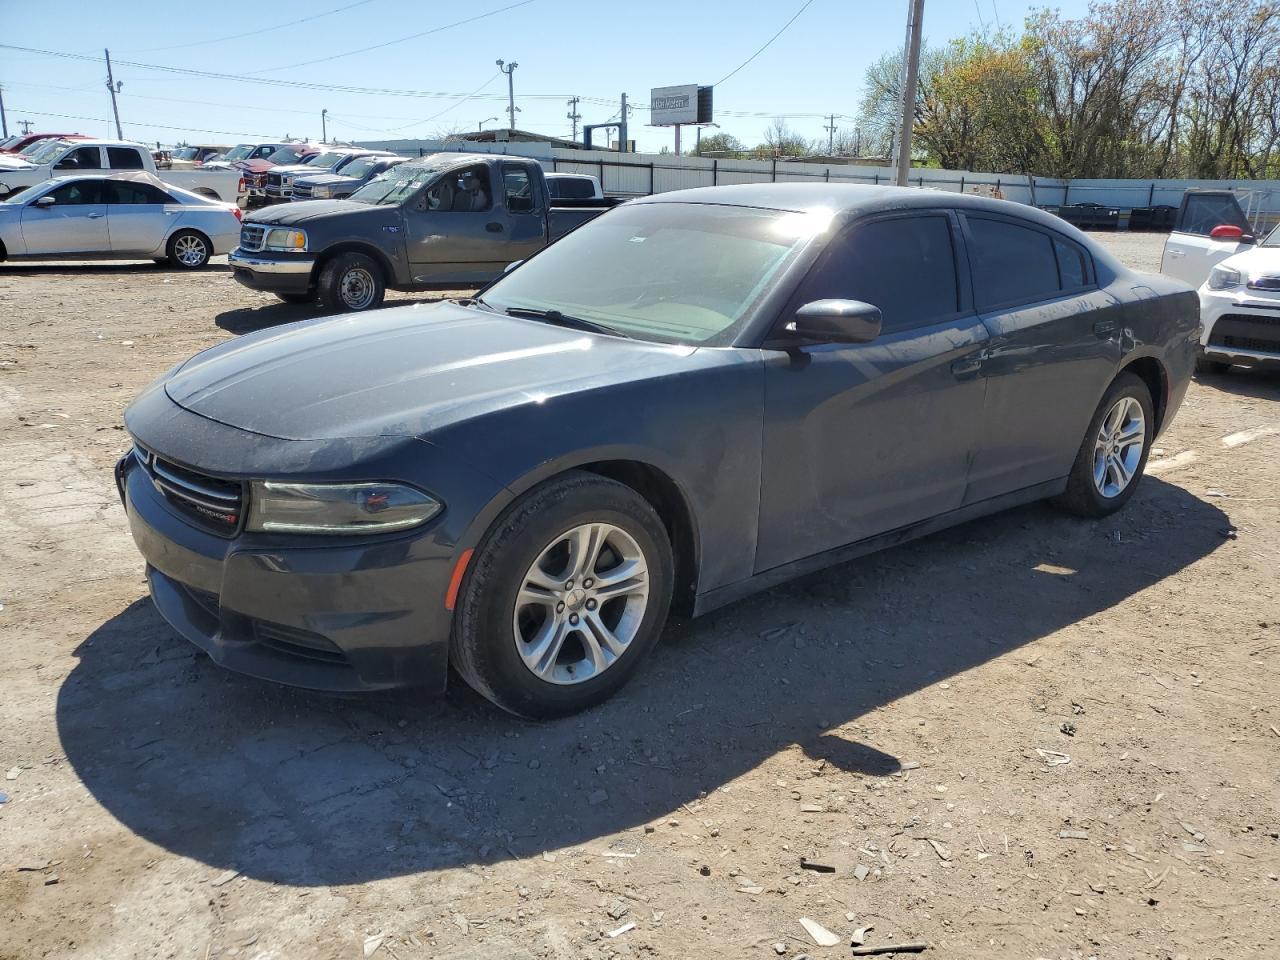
[
  {"xmin": 293, "ymin": 184, "xmax": 313, "ymax": 199},
  {"xmin": 1209, "ymin": 313, "xmax": 1280, "ymax": 354},
  {"xmin": 254, "ymin": 621, "xmax": 349, "ymax": 665},
  {"xmin": 267, "ymin": 172, "xmax": 283, "ymax": 188},
  {"xmin": 134, "ymin": 445, "xmax": 244, "ymax": 536},
  {"xmin": 239, "ymin": 224, "xmax": 265, "ymax": 251}
]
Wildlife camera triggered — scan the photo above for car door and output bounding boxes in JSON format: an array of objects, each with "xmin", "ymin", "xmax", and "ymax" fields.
[
  {"xmin": 19, "ymin": 179, "xmax": 111, "ymax": 254},
  {"xmin": 500, "ymin": 162, "xmax": 549, "ymax": 265},
  {"xmin": 755, "ymin": 210, "xmax": 990, "ymax": 572},
  {"xmin": 403, "ymin": 163, "xmax": 510, "ymax": 283},
  {"xmin": 1160, "ymin": 191, "xmax": 1254, "ymax": 287},
  {"xmin": 105, "ymin": 180, "xmax": 176, "ymax": 254},
  {"xmin": 961, "ymin": 214, "xmax": 1123, "ymax": 502}
]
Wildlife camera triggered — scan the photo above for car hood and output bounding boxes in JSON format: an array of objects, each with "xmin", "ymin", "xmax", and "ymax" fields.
[
  {"xmin": 0, "ymin": 155, "xmax": 37, "ymax": 170},
  {"xmin": 162, "ymin": 302, "xmax": 698, "ymax": 441},
  {"xmin": 272, "ymin": 163, "xmax": 325, "ymax": 175},
  {"xmin": 237, "ymin": 158, "xmax": 280, "ymax": 174},
  {"xmin": 241, "ymin": 199, "xmax": 385, "ymax": 226},
  {"xmin": 295, "ymin": 172, "xmax": 358, "ymax": 187},
  {"xmin": 1222, "ymin": 245, "xmax": 1280, "ymax": 278}
]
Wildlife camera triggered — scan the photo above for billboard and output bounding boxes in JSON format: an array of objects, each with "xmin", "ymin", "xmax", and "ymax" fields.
[{"xmin": 650, "ymin": 84, "xmax": 712, "ymax": 126}]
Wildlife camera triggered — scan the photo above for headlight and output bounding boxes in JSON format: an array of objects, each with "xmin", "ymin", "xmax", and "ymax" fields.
[
  {"xmin": 1207, "ymin": 264, "xmax": 1243, "ymax": 290},
  {"xmin": 310, "ymin": 185, "xmax": 332, "ymax": 198},
  {"xmin": 263, "ymin": 228, "xmax": 307, "ymax": 252},
  {"xmin": 247, "ymin": 480, "xmax": 442, "ymax": 535}
]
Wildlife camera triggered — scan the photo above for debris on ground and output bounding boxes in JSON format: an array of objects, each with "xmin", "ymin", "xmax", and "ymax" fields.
[
  {"xmin": 851, "ymin": 925, "xmax": 874, "ymax": 945},
  {"xmin": 363, "ymin": 933, "xmax": 385, "ymax": 957},
  {"xmin": 799, "ymin": 857, "xmax": 835, "ymax": 873},
  {"xmin": 850, "ymin": 942, "xmax": 928, "ymax": 955},
  {"xmin": 209, "ymin": 869, "xmax": 240, "ymax": 887},
  {"xmin": 1059, "ymin": 829, "xmax": 1090, "ymax": 840},
  {"xmin": 798, "ymin": 917, "xmax": 841, "ymax": 947},
  {"xmin": 607, "ymin": 922, "xmax": 636, "ymax": 938}
]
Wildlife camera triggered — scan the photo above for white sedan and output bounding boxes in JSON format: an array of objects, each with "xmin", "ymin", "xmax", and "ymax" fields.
[
  {"xmin": 0, "ymin": 172, "xmax": 242, "ymax": 269},
  {"xmin": 1196, "ymin": 227, "xmax": 1280, "ymax": 372}
]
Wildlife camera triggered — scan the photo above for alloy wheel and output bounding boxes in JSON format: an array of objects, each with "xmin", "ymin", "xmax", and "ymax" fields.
[
  {"xmin": 512, "ymin": 523, "xmax": 650, "ymax": 685},
  {"xmin": 1092, "ymin": 395, "xmax": 1146, "ymax": 498},
  {"xmin": 174, "ymin": 235, "xmax": 208, "ymax": 266}
]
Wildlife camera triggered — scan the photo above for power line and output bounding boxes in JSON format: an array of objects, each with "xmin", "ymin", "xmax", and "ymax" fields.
[
  {"xmin": 133, "ymin": 0, "xmax": 379, "ymax": 53},
  {"xmin": 6, "ymin": 107, "xmax": 277, "ymax": 139},
  {"xmin": 715, "ymin": 0, "xmax": 818, "ymax": 87},
  {"xmin": 252, "ymin": 0, "xmax": 539, "ymax": 73}
]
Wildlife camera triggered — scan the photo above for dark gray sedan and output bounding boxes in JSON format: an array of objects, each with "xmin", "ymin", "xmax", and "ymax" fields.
[{"xmin": 118, "ymin": 185, "xmax": 1199, "ymax": 717}]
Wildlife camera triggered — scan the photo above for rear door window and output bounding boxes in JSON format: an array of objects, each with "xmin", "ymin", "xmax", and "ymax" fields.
[
  {"xmin": 1054, "ymin": 236, "xmax": 1090, "ymax": 290},
  {"xmin": 107, "ymin": 181, "xmax": 174, "ymax": 204},
  {"xmin": 966, "ymin": 216, "xmax": 1061, "ymax": 310},
  {"xmin": 1178, "ymin": 193, "xmax": 1251, "ymax": 236},
  {"xmin": 106, "ymin": 147, "xmax": 146, "ymax": 170},
  {"xmin": 795, "ymin": 214, "xmax": 960, "ymax": 334}
]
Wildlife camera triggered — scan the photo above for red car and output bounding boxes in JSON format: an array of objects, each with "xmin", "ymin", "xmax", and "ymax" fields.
[{"xmin": 0, "ymin": 133, "xmax": 86, "ymax": 154}]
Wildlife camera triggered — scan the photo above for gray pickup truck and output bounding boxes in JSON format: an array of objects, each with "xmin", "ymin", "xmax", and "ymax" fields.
[{"xmin": 228, "ymin": 153, "xmax": 613, "ymax": 311}]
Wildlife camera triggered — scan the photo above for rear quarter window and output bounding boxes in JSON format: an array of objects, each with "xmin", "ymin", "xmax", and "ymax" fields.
[{"xmin": 966, "ymin": 216, "xmax": 1061, "ymax": 310}]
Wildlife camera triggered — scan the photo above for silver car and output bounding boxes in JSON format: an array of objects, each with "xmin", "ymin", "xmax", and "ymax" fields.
[{"xmin": 0, "ymin": 172, "xmax": 242, "ymax": 269}]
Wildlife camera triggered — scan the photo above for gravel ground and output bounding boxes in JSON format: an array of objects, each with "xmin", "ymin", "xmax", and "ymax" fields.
[{"xmin": 0, "ymin": 233, "xmax": 1278, "ymax": 960}]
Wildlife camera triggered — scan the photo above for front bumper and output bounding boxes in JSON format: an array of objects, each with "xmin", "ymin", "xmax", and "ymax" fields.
[
  {"xmin": 1199, "ymin": 288, "xmax": 1280, "ymax": 367},
  {"xmin": 228, "ymin": 249, "xmax": 315, "ymax": 295}
]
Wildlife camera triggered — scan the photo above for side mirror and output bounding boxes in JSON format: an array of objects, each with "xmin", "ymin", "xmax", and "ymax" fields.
[
  {"xmin": 503, "ymin": 260, "xmax": 523, "ymax": 274},
  {"xmin": 1210, "ymin": 224, "xmax": 1244, "ymax": 240},
  {"xmin": 789, "ymin": 299, "xmax": 882, "ymax": 344},
  {"xmin": 34, "ymin": 195, "xmax": 56, "ymax": 208}
]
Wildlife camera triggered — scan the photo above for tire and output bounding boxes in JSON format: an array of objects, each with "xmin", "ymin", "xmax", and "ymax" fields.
[
  {"xmin": 452, "ymin": 471, "xmax": 674, "ymax": 719},
  {"xmin": 317, "ymin": 251, "xmax": 385, "ymax": 312},
  {"xmin": 166, "ymin": 230, "xmax": 211, "ymax": 269},
  {"xmin": 274, "ymin": 292, "xmax": 314, "ymax": 305},
  {"xmin": 1195, "ymin": 355, "xmax": 1231, "ymax": 375},
  {"xmin": 1055, "ymin": 371, "xmax": 1154, "ymax": 518}
]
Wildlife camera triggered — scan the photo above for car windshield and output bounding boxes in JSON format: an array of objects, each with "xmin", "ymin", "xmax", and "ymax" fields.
[
  {"xmin": 271, "ymin": 147, "xmax": 311, "ymax": 165},
  {"xmin": 480, "ymin": 203, "xmax": 825, "ymax": 346},
  {"xmin": 24, "ymin": 140, "xmax": 71, "ymax": 163},
  {"xmin": 349, "ymin": 164, "xmax": 441, "ymax": 206},
  {"xmin": 223, "ymin": 144, "xmax": 255, "ymax": 161},
  {"xmin": 338, "ymin": 157, "xmax": 380, "ymax": 179}
]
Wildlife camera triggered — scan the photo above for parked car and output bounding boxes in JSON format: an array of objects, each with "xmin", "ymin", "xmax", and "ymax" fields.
[
  {"xmin": 0, "ymin": 139, "xmax": 245, "ymax": 205},
  {"xmin": 0, "ymin": 172, "xmax": 241, "ymax": 268},
  {"xmin": 545, "ymin": 173, "xmax": 604, "ymax": 200},
  {"xmin": 228, "ymin": 153, "xmax": 614, "ymax": 310},
  {"xmin": 291, "ymin": 154, "xmax": 408, "ymax": 201},
  {"xmin": 207, "ymin": 142, "xmax": 322, "ymax": 206},
  {"xmin": 168, "ymin": 145, "xmax": 232, "ymax": 169},
  {"xmin": 0, "ymin": 132, "xmax": 85, "ymax": 155},
  {"xmin": 119, "ymin": 184, "xmax": 1198, "ymax": 717},
  {"xmin": 263, "ymin": 149, "xmax": 397, "ymax": 204},
  {"xmin": 1190, "ymin": 221, "xmax": 1280, "ymax": 373},
  {"xmin": 1159, "ymin": 189, "xmax": 1257, "ymax": 289}
]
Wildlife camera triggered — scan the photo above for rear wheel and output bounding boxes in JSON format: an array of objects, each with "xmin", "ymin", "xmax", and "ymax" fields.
[
  {"xmin": 274, "ymin": 292, "xmax": 313, "ymax": 305},
  {"xmin": 1195, "ymin": 355, "xmax": 1231, "ymax": 375},
  {"xmin": 452, "ymin": 471, "xmax": 674, "ymax": 718},
  {"xmin": 317, "ymin": 252, "xmax": 384, "ymax": 312},
  {"xmin": 1055, "ymin": 371, "xmax": 1153, "ymax": 518},
  {"xmin": 166, "ymin": 230, "xmax": 211, "ymax": 269}
]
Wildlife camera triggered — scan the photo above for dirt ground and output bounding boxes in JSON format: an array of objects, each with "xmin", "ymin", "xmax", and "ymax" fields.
[{"xmin": 1, "ymin": 234, "xmax": 1277, "ymax": 960}]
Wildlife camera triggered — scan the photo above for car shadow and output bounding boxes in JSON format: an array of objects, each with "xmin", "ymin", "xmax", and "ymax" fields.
[
  {"xmin": 57, "ymin": 478, "xmax": 1226, "ymax": 887},
  {"xmin": 214, "ymin": 295, "xmax": 461, "ymax": 336},
  {"xmin": 1193, "ymin": 365, "xmax": 1280, "ymax": 400},
  {"xmin": 0, "ymin": 261, "xmax": 230, "ymax": 276}
]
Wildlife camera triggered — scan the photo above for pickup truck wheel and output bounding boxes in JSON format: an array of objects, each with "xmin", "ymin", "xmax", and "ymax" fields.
[
  {"xmin": 318, "ymin": 252, "xmax": 384, "ymax": 312},
  {"xmin": 166, "ymin": 230, "xmax": 211, "ymax": 269},
  {"xmin": 1054, "ymin": 371, "xmax": 1153, "ymax": 518},
  {"xmin": 452, "ymin": 471, "xmax": 674, "ymax": 719},
  {"xmin": 275, "ymin": 292, "xmax": 314, "ymax": 305}
]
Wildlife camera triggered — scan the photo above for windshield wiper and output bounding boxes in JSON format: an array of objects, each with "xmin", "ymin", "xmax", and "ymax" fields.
[{"xmin": 502, "ymin": 307, "xmax": 633, "ymax": 339}]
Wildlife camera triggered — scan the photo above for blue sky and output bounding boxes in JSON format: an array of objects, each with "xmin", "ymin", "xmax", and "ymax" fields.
[{"xmin": 0, "ymin": 0, "xmax": 1089, "ymax": 153}]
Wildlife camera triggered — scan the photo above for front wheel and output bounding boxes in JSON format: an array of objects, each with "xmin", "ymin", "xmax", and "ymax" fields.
[
  {"xmin": 317, "ymin": 252, "xmax": 384, "ymax": 312},
  {"xmin": 1055, "ymin": 371, "xmax": 1154, "ymax": 518},
  {"xmin": 452, "ymin": 471, "xmax": 674, "ymax": 719},
  {"xmin": 166, "ymin": 230, "xmax": 211, "ymax": 269}
]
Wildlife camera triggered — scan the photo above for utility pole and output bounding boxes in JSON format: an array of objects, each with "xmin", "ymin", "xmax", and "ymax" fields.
[
  {"xmin": 321, "ymin": 108, "xmax": 328, "ymax": 143},
  {"xmin": 618, "ymin": 92, "xmax": 628, "ymax": 152},
  {"xmin": 0, "ymin": 86, "xmax": 7, "ymax": 138},
  {"xmin": 894, "ymin": 0, "xmax": 924, "ymax": 186},
  {"xmin": 104, "ymin": 48, "xmax": 124, "ymax": 140},
  {"xmin": 824, "ymin": 113, "xmax": 837, "ymax": 155},
  {"xmin": 566, "ymin": 96, "xmax": 581, "ymax": 142},
  {"xmin": 496, "ymin": 59, "xmax": 519, "ymax": 132},
  {"xmin": 19, "ymin": 119, "xmax": 33, "ymax": 135}
]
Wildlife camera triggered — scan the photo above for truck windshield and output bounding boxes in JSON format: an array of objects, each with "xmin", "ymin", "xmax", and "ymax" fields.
[
  {"xmin": 338, "ymin": 157, "xmax": 380, "ymax": 179},
  {"xmin": 307, "ymin": 151, "xmax": 348, "ymax": 168},
  {"xmin": 271, "ymin": 147, "xmax": 311, "ymax": 165},
  {"xmin": 349, "ymin": 165, "xmax": 441, "ymax": 206},
  {"xmin": 24, "ymin": 140, "xmax": 71, "ymax": 163},
  {"xmin": 223, "ymin": 144, "xmax": 255, "ymax": 161},
  {"xmin": 480, "ymin": 202, "xmax": 827, "ymax": 346}
]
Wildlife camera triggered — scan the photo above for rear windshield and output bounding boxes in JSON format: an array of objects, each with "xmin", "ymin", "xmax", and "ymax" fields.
[
  {"xmin": 349, "ymin": 164, "xmax": 441, "ymax": 205},
  {"xmin": 548, "ymin": 177, "xmax": 597, "ymax": 199}
]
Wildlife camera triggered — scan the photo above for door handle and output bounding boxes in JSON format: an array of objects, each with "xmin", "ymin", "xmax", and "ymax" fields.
[
  {"xmin": 1094, "ymin": 319, "xmax": 1118, "ymax": 338},
  {"xmin": 950, "ymin": 352, "xmax": 985, "ymax": 380},
  {"xmin": 87, "ymin": 212, "xmax": 104, "ymax": 219},
  {"xmin": 485, "ymin": 222, "xmax": 504, "ymax": 233},
  {"xmin": 1168, "ymin": 249, "xmax": 1184, "ymax": 258}
]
